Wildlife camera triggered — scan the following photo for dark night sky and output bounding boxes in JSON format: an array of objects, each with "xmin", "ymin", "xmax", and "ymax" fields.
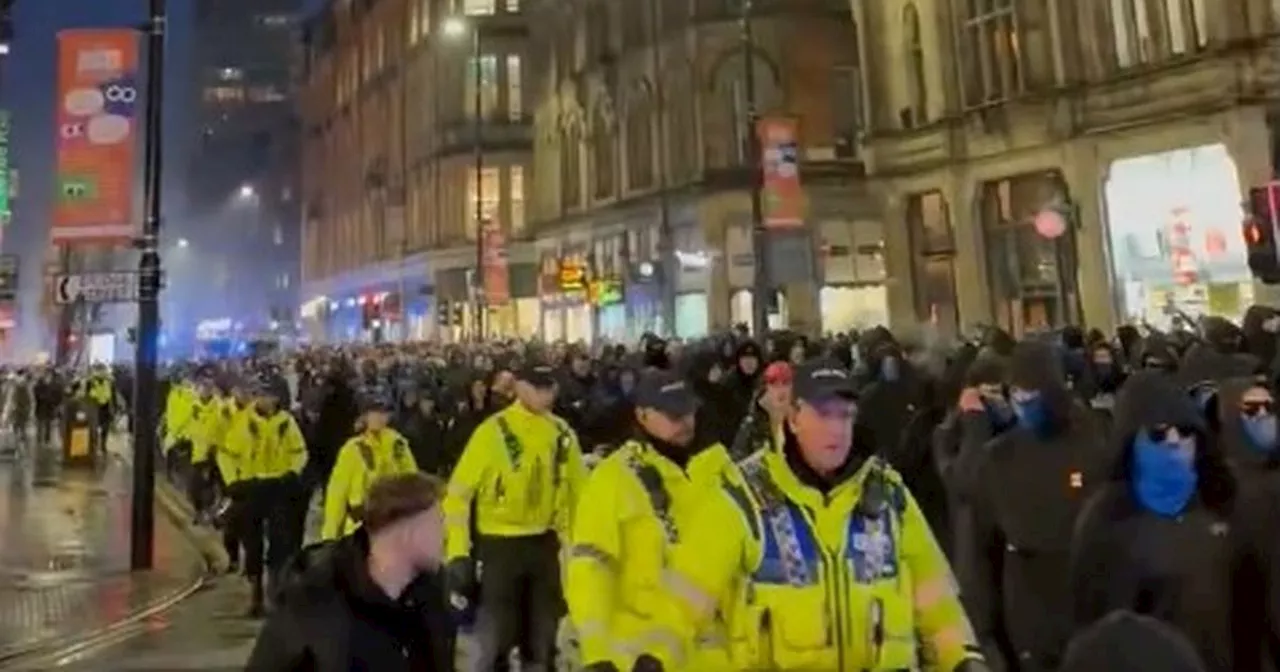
[{"xmin": 3, "ymin": 0, "xmax": 193, "ymax": 351}]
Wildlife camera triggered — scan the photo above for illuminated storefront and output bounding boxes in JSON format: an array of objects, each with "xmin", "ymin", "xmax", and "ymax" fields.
[{"xmin": 1102, "ymin": 143, "xmax": 1250, "ymax": 329}]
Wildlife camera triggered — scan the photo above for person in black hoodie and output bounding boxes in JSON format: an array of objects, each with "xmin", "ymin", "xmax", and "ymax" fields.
[
  {"xmin": 956, "ymin": 339, "xmax": 1112, "ymax": 672},
  {"xmin": 1068, "ymin": 370, "xmax": 1266, "ymax": 672},
  {"xmin": 246, "ymin": 472, "xmax": 454, "ymax": 671}
]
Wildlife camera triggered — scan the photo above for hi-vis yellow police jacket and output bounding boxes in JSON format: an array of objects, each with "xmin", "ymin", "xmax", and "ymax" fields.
[
  {"xmin": 225, "ymin": 408, "xmax": 307, "ymax": 483},
  {"xmin": 567, "ymin": 439, "xmax": 740, "ymax": 670},
  {"xmin": 322, "ymin": 427, "xmax": 419, "ymax": 541},
  {"xmin": 163, "ymin": 384, "xmax": 197, "ymax": 453},
  {"xmin": 210, "ymin": 399, "xmax": 247, "ymax": 485},
  {"xmin": 642, "ymin": 447, "xmax": 984, "ymax": 671},
  {"xmin": 443, "ymin": 402, "xmax": 587, "ymax": 562}
]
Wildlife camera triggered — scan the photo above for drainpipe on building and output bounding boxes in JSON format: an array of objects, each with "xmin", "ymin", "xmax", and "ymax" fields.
[{"xmin": 648, "ymin": 0, "xmax": 675, "ymax": 337}]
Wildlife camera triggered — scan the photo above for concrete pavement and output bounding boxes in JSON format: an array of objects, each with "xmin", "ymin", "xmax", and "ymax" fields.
[{"xmin": 0, "ymin": 439, "xmax": 213, "ymax": 669}]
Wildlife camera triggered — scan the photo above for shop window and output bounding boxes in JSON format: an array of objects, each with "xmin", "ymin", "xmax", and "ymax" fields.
[
  {"xmin": 958, "ymin": 0, "xmax": 1021, "ymax": 106},
  {"xmin": 906, "ymin": 191, "xmax": 959, "ymax": 336},
  {"xmin": 981, "ymin": 172, "xmax": 1078, "ymax": 335}
]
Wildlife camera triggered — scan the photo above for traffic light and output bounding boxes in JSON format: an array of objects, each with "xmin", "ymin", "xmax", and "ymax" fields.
[
  {"xmin": 1246, "ymin": 183, "xmax": 1280, "ymax": 284},
  {"xmin": 451, "ymin": 303, "xmax": 465, "ymax": 327},
  {"xmin": 437, "ymin": 301, "xmax": 450, "ymax": 328}
]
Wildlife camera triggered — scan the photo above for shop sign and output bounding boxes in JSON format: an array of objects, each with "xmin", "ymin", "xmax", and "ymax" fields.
[
  {"xmin": 588, "ymin": 278, "xmax": 623, "ymax": 306},
  {"xmin": 558, "ymin": 259, "xmax": 588, "ymax": 292}
]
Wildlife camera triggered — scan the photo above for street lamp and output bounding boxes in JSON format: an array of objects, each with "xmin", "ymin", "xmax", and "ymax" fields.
[
  {"xmin": 740, "ymin": 0, "xmax": 769, "ymax": 336},
  {"xmin": 176, "ymin": 238, "xmax": 189, "ymax": 248},
  {"xmin": 238, "ymin": 183, "xmax": 255, "ymax": 199},
  {"xmin": 442, "ymin": 16, "xmax": 485, "ymax": 339}
]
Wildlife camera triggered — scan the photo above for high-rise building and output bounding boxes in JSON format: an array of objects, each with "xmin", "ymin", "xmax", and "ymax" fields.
[{"xmin": 179, "ymin": 0, "xmax": 304, "ymax": 346}]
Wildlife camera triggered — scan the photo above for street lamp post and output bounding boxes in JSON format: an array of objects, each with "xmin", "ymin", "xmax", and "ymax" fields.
[
  {"xmin": 130, "ymin": 0, "xmax": 166, "ymax": 571},
  {"xmin": 647, "ymin": 0, "xmax": 675, "ymax": 336},
  {"xmin": 444, "ymin": 18, "xmax": 484, "ymax": 340},
  {"xmin": 740, "ymin": 0, "xmax": 769, "ymax": 336}
]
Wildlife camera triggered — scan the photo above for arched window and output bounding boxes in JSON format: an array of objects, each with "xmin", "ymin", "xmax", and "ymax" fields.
[
  {"xmin": 664, "ymin": 62, "xmax": 697, "ymax": 183},
  {"xmin": 903, "ymin": 4, "xmax": 927, "ymax": 125},
  {"xmin": 709, "ymin": 50, "xmax": 782, "ymax": 168},
  {"xmin": 591, "ymin": 102, "xmax": 616, "ymax": 200},
  {"xmin": 625, "ymin": 84, "xmax": 655, "ymax": 191},
  {"xmin": 560, "ymin": 123, "xmax": 581, "ymax": 211}
]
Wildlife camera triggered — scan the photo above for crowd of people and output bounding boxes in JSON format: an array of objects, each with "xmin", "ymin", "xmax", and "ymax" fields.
[{"xmin": 29, "ymin": 308, "xmax": 1280, "ymax": 671}]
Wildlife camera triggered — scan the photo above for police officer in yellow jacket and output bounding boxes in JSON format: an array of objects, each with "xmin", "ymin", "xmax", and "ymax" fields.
[
  {"xmin": 321, "ymin": 386, "xmax": 418, "ymax": 541},
  {"xmin": 186, "ymin": 375, "xmax": 219, "ymax": 522},
  {"xmin": 636, "ymin": 360, "xmax": 989, "ymax": 672},
  {"xmin": 225, "ymin": 377, "xmax": 307, "ymax": 615},
  {"xmin": 212, "ymin": 380, "xmax": 252, "ymax": 571},
  {"xmin": 86, "ymin": 364, "xmax": 113, "ymax": 450},
  {"xmin": 443, "ymin": 363, "xmax": 587, "ymax": 672},
  {"xmin": 568, "ymin": 370, "xmax": 740, "ymax": 672}
]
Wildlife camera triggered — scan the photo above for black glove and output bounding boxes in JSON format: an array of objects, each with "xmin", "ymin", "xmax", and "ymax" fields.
[
  {"xmin": 444, "ymin": 557, "xmax": 477, "ymax": 603},
  {"xmin": 632, "ymin": 654, "xmax": 664, "ymax": 672},
  {"xmin": 582, "ymin": 663, "xmax": 620, "ymax": 672}
]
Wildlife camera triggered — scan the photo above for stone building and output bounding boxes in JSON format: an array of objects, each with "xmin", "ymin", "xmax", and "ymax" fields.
[
  {"xmin": 856, "ymin": 0, "xmax": 1280, "ymax": 336},
  {"xmin": 524, "ymin": 0, "xmax": 878, "ymax": 341}
]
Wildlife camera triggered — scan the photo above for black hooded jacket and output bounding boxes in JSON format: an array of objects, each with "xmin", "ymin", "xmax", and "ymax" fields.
[
  {"xmin": 956, "ymin": 340, "xmax": 1111, "ymax": 671},
  {"xmin": 1068, "ymin": 371, "xmax": 1265, "ymax": 672},
  {"xmin": 245, "ymin": 532, "xmax": 454, "ymax": 672},
  {"xmin": 1061, "ymin": 610, "xmax": 1207, "ymax": 672}
]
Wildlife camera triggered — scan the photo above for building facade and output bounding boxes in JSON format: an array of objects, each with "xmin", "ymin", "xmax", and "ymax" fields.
[
  {"xmin": 526, "ymin": 0, "xmax": 875, "ymax": 342},
  {"xmin": 181, "ymin": 0, "xmax": 303, "ymax": 351},
  {"xmin": 857, "ymin": 0, "xmax": 1280, "ymax": 338},
  {"xmin": 299, "ymin": 0, "xmax": 534, "ymax": 343}
]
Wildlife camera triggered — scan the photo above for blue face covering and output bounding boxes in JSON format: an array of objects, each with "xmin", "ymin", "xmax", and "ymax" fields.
[
  {"xmin": 1131, "ymin": 434, "xmax": 1198, "ymax": 517},
  {"xmin": 1242, "ymin": 414, "xmax": 1278, "ymax": 453},
  {"xmin": 1012, "ymin": 395, "xmax": 1049, "ymax": 436},
  {"xmin": 982, "ymin": 397, "xmax": 1016, "ymax": 429},
  {"xmin": 880, "ymin": 356, "xmax": 900, "ymax": 382}
]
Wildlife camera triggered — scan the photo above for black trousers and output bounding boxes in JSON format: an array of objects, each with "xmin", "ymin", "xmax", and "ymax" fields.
[
  {"xmin": 469, "ymin": 532, "xmax": 563, "ymax": 672},
  {"xmin": 237, "ymin": 476, "xmax": 304, "ymax": 581},
  {"xmin": 188, "ymin": 461, "xmax": 216, "ymax": 516}
]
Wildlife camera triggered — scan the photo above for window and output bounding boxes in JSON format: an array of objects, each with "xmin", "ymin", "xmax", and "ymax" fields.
[
  {"xmin": 591, "ymin": 104, "xmax": 616, "ymax": 200},
  {"xmin": 625, "ymin": 87, "xmax": 655, "ymax": 191},
  {"xmin": 509, "ymin": 165, "xmax": 526, "ymax": 235},
  {"xmin": 467, "ymin": 167, "xmax": 501, "ymax": 240},
  {"xmin": 273, "ymin": 225, "xmax": 284, "ymax": 246},
  {"xmin": 712, "ymin": 53, "xmax": 782, "ymax": 168},
  {"xmin": 256, "ymin": 14, "xmax": 292, "ymax": 28},
  {"xmin": 831, "ymin": 66, "xmax": 862, "ymax": 157},
  {"xmin": 204, "ymin": 86, "xmax": 244, "ymax": 103},
  {"xmin": 505, "ymin": 0, "xmax": 519, "ymax": 12},
  {"xmin": 561, "ymin": 126, "xmax": 582, "ymax": 210},
  {"xmin": 463, "ymin": 0, "xmax": 495, "ymax": 16},
  {"xmin": 506, "ymin": 55, "xmax": 522, "ymax": 121},
  {"xmin": 466, "ymin": 55, "xmax": 500, "ymax": 120},
  {"xmin": 903, "ymin": 4, "xmax": 928, "ymax": 125},
  {"xmin": 980, "ymin": 172, "xmax": 1077, "ymax": 334},
  {"xmin": 666, "ymin": 66, "xmax": 697, "ymax": 183},
  {"xmin": 217, "ymin": 67, "xmax": 243, "ymax": 81},
  {"xmin": 1108, "ymin": 0, "xmax": 1206, "ymax": 69},
  {"xmin": 959, "ymin": 0, "xmax": 1020, "ymax": 106},
  {"xmin": 249, "ymin": 86, "xmax": 287, "ymax": 103},
  {"xmin": 419, "ymin": 0, "xmax": 432, "ymax": 37},
  {"xmin": 906, "ymin": 191, "xmax": 958, "ymax": 335}
]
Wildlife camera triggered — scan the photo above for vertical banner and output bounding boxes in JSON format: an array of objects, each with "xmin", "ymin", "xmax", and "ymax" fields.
[
  {"xmin": 757, "ymin": 116, "xmax": 804, "ymax": 228},
  {"xmin": 51, "ymin": 29, "xmax": 141, "ymax": 245},
  {"xmin": 482, "ymin": 221, "xmax": 510, "ymax": 304},
  {"xmin": 0, "ymin": 110, "xmax": 10, "ymax": 224}
]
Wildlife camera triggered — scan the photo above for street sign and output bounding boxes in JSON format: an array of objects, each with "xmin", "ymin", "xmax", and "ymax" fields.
[{"xmin": 55, "ymin": 271, "xmax": 139, "ymax": 304}]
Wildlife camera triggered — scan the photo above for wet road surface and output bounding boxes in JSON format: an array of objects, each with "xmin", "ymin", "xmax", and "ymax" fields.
[{"xmin": 0, "ymin": 440, "xmax": 206, "ymax": 665}]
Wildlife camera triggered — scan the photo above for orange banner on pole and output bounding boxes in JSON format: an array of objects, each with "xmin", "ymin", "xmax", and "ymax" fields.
[
  {"xmin": 51, "ymin": 29, "xmax": 141, "ymax": 245},
  {"xmin": 757, "ymin": 116, "xmax": 804, "ymax": 229},
  {"xmin": 482, "ymin": 221, "xmax": 510, "ymax": 304}
]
